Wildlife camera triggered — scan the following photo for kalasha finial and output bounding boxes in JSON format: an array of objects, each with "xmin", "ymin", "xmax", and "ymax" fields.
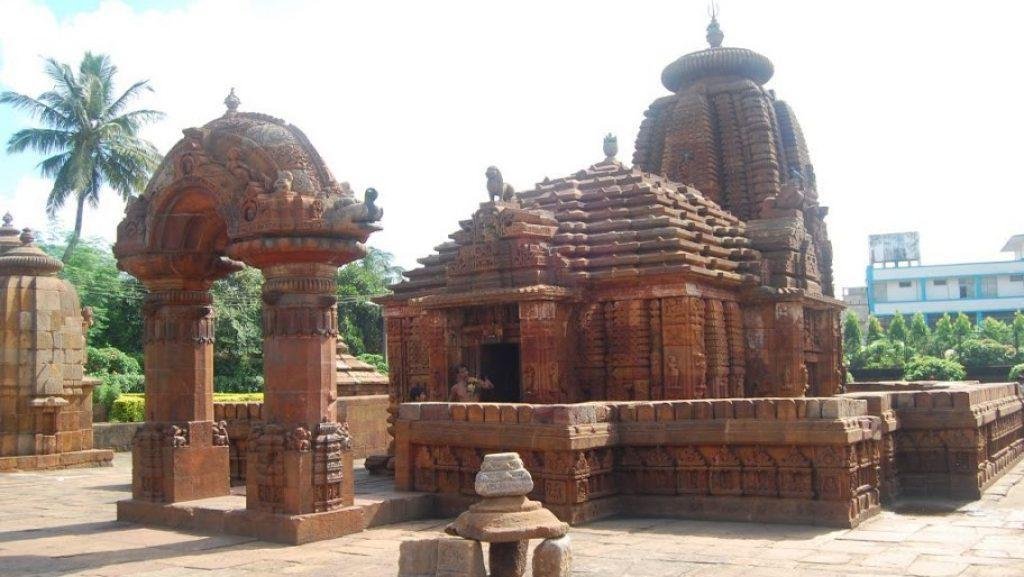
[
  {"xmin": 19, "ymin": 227, "xmax": 34, "ymax": 245},
  {"xmin": 603, "ymin": 133, "xmax": 618, "ymax": 160},
  {"xmin": 224, "ymin": 88, "xmax": 240, "ymax": 114},
  {"xmin": 2, "ymin": 213, "xmax": 12, "ymax": 228},
  {"xmin": 706, "ymin": 2, "xmax": 724, "ymax": 48}
]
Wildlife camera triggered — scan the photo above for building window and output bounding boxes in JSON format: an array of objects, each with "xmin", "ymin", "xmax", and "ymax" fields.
[
  {"xmin": 1011, "ymin": 274, "xmax": 1024, "ymax": 283},
  {"xmin": 873, "ymin": 282, "xmax": 888, "ymax": 302},
  {"xmin": 898, "ymin": 281, "xmax": 912, "ymax": 288},
  {"xmin": 958, "ymin": 278, "xmax": 975, "ymax": 299},
  {"xmin": 933, "ymin": 279, "xmax": 947, "ymax": 286},
  {"xmin": 980, "ymin": 276, "xmax": 998, "ymax": 298}
]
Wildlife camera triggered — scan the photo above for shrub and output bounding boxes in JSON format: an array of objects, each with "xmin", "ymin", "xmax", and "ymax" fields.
[
  {"xmin": 904, "ymin": 356, "xmax": 966, "ymax": 381},
  {"xmin": 214, "ymin": 374, "xmax": 264, "ymax": 393},
  {"xmin": 846, "ymin": 371, "xmax": 855, "ymax": 384},
  {"xmin": 850, "ymin": 339, "xmax": 910, "ymax": 370},
  {"xmin": 110, "ymin": 394, "xmax": 145, "ymax": 422},
  {"xmin": 357, "ymin": 353, "xmax": 388, "ymax": 374},
  {"xmin": 212, "ymin": 392, "xmax": 264, "ymax": 402},
  {"xmin": 86, "ymin": 346, "xmax": 141, "ymax": 376},
  {"xmin": 955, "ymin": 338, "xmax": 1017, "ymax": 367},
  {"xmin": 1010, "ymin": 363, "xmax": 1024, "ymax": 382}
]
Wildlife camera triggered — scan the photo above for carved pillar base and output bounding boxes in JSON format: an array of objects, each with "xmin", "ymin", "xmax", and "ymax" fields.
[
  {"xmin": 130, "ymin": 420, "xmax": 229, "ymax": 503},
  {"xmin": 245, "ymin": 420, "xmax": 354, "ymax": 516}
]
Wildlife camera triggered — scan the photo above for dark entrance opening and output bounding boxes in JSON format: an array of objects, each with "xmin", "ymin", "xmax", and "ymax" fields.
[{"xmin": 479, "ymin": 343, "xmax": 521, "ymax": 402}]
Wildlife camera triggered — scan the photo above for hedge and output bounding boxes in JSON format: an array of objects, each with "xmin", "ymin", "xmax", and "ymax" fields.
[{"xmin": 108, "ymin": 393, "xmax": 265, "ymax": 423}]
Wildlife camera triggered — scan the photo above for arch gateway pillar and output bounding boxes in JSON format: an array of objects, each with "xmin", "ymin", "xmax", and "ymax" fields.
[{"xmin": 114, "ymin": 93, "xmax": 382, "ymax": 542}]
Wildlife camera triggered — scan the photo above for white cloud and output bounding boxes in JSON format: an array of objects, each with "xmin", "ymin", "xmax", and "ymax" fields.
[
  {"xmin": 0, "ymin": 0, "xmax": 1021, "ymax": 291},
  {"xmin": 1, "ymin": 175, "xmax": 126, "ymax": 244}
]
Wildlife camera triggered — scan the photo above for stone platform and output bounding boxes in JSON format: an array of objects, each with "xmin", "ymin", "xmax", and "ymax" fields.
[
  {"xmin": 117, "ymin": 461, "xmax": 433, "ymax": 544},
  {"xmin": 3, "ymin": 453, "xmax": 1024, "ymax": 577},
  {"xmin": 0, "ymin": 448, "xmax": 113, "ymax": 472}
]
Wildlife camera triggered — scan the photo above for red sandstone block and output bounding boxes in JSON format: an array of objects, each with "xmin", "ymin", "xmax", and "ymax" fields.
[
  {"xmin": 692, "ymin": 400, "xmax": 713, "ymax": 420},
  {"xmin": 619, "ymin": 405, "xmax": 637, "ymax": 422},
  {"xmin": 655, "ymin": 403, "xmax": 674, "ymax": 422},
  {"xmin": 776, "ymin": 399, "xmax": 798, "ymax": 420},
  {"xmin": 532, "ymin": 405, "xmax": 553, "ymax": 424},
  {"xmin": 553, "ymin": 404, "xmax": 597, "ymax": 425},
  {"xmin": 753, "ymin": 401, "xmax": 774, "ymax": 420},
  {"xmin": 500, "ymin": 405, "xmax": 518, "ymax": 424},
  {"xmin": 467, "ymin": 404, "xmax": 485, "ymax": 423},
  {"xmin": 674, "ymin": 402, "xmax": 693, "ymax": 420},
  {"xmin": 397, "ymin": 404, "xmax": 421, "ymax": 421},
  {"xmin": 450, "ymin": 405, "xmax": 467, "ymax": 421},
  {"xmin": 712, "ymin": 401, "xmax": 733, "ymax": 419},
  {"xmin": 517, "ymin": 405, "xmax": 534, "ymax": 424},
  {"xmin": 594, "ymin": 403, "xmax": 613, "ymax": 422},
  {"xmin": 483, "ymin": 405, "xmax": 501, "ymax": 423},
  {"xmin": 636, "ymin": 403, "xmax": 656, "ymax": 422},
  {"xmin": 214, "ymin": 405, "xmax": 225, "ymax": 420},
  {"xmin": 951, "ymin": 391, "xmax": 971, "ymax": 410},
  {"xmin": 733, "ymin": 400, "xmax": 755, "ymax": 419},
  {"xmin": 913, "ymin": 392, "xmax": 933, "ymax": 410}
]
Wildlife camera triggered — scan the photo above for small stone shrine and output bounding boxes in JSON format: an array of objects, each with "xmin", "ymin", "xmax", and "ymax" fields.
[
  {"xmin": 0, "ymin": 214, "xmax": 113, "ymax": 471},
  {"xmin": 399, "ymin": 452, "xmax": 571, "ymax": 577}
]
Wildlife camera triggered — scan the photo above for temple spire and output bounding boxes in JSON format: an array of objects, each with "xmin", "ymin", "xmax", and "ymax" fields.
[{"xmin": 706, "ymin": 2, "xmax": 724, "ymax": 48}]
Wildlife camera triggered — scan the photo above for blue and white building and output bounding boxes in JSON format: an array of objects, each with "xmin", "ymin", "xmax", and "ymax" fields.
[{"xmin": 863, "ymin": 234, "xmax": 1024, "ymax": 324}]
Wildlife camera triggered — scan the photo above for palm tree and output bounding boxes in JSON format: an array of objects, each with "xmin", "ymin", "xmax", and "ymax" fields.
[{"xmin": 1, "ymin": 52, "xmax": 163, "ymax": 262}]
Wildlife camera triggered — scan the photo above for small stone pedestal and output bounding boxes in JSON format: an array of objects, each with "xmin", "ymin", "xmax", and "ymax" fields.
[{"xmin": 399, "ymin": 452, "xmax": 572, "ymax": 577}]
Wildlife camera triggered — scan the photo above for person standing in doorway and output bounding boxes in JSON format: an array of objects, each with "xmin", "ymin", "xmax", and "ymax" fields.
[{"xmin": 448, "ymin": 365, "xmax": 494, "ymax": 402}]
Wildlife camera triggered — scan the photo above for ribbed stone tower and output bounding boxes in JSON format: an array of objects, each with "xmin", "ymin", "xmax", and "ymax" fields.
[{"xmin": 634, "ymin": 16, "xmax": 834, "ymax": 296}]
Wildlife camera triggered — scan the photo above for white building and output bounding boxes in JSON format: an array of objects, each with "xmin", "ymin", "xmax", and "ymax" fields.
[{"xmin": 865, "ymin": 235, "xmax": 1024, "ymax": 323}]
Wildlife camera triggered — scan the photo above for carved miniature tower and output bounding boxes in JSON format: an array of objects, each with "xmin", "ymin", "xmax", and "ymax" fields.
[{"xmin": 0, "ymin": 215, "xmax": 113, "ymax": 470}]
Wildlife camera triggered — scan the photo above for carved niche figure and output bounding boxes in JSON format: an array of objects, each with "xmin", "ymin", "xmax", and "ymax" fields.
[
  {"xmin": 286, "ymin": 426, "xmax": 312, "ymax": 451},
  {"xmin": 213, "ymin": 421, "xmax": 229, "ymax": 447},
  {"xmin": 273, "ymin": 170, "xmax": 294, "ymax": 194},
  {"xmin": 485, "ymin": 166, "xmax": 515, "ymax": 203}
]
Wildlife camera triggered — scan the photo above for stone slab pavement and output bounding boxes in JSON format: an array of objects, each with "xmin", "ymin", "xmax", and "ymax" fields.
[{"xmin": 1, "ymin": 453, "xmax": 1023, "ymax": 577}]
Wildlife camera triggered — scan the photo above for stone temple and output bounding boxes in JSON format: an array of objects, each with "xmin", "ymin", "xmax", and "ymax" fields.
[
  {"xmin": 85, "ymin": 16, "xmax": 1023, "ymax": 547},
  {"xmin": 381, "ymin": 17, "xmax": 842, "ymax": 409}
]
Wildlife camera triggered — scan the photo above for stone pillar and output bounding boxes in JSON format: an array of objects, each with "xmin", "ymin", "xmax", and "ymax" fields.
[
  {"xmin": 519, "ymin": 301, "xmax": 571, "ymax": 403},
  {"xmin": 247, "ymin": 263, "xmax": 353, "ymax": 516},
  {"xmin": 133, "ymin": 288, "xmax": 229, "ymax": 503}
]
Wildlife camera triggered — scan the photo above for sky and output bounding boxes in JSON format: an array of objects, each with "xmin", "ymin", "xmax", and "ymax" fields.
[{"xmin": 0, "ymin": 0, "xmax": 1021, "ymax": 294}]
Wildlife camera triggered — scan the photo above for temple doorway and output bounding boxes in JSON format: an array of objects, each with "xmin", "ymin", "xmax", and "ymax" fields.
[{"xmin": 479, "ymin": 343, "xmax": 520, "ymax": 402}]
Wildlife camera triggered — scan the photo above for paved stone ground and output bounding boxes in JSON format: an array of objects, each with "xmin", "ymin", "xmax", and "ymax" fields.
[{"xmin": 1, "ymin": 454, "xmax": 1023, "ymax": 577}]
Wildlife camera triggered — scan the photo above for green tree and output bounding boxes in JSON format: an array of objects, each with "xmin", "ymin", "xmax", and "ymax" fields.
[
  {"xmin": 952, "ymin": 313, "xmax": 974, "ymax": 347},
  {"xmin": 979, "ymin": 316, "xmax": 1013, "ymax": 345},
  {"xmin": 955, "ymin": 338, "xmax": 1016, "ymax": 368},
  {"xmin": 850, "ymin": 339, "xmax": 909, "ymax": 370},
  {"xmin": 904, "ymin": 356, "xmax": 966, "ymax": 381},
  {"xmin": 41, "ymin": 234, "xmax": 144, "ymax": 359},
  {"xmin": 866, "ymin": 315, "xmax": 885, "ymax": 344},
  {"xmin": 931, "ymin": 313, "xmax": 956, "ymax": 355},
  {"xmin": 1, "ymin": 52, "xmax": 162, "ymax": 262},
  {"xmin": 1012, "ymin": 311, "xmax": 1024, "ymax": 352},
  {"xmin": 887, "ymin": 312, "xmax": 908, "ymax": 344},
  {"xmin": 842, "ymin": 311, "xmax": 863, "ymax": 361},
  {"xmin": 908, "ymin": 312, "xmax": 930, "ymax": 353},
  {"xmin": 335, "ymin": 248, "xmax": 402, "ymax": 355},
  {"xmin": 211, "ymin": 266, "xmax": 264, "ymax": 392}
]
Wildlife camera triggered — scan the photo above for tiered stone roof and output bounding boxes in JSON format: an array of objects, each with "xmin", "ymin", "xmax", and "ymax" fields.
[
  {"xmin": 391, "ymin": 158, "xmax": 760, "ymax": 299},
  {"xmin": 336, "ymin": 339, "xmax": 389, "ymax": 396}
]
